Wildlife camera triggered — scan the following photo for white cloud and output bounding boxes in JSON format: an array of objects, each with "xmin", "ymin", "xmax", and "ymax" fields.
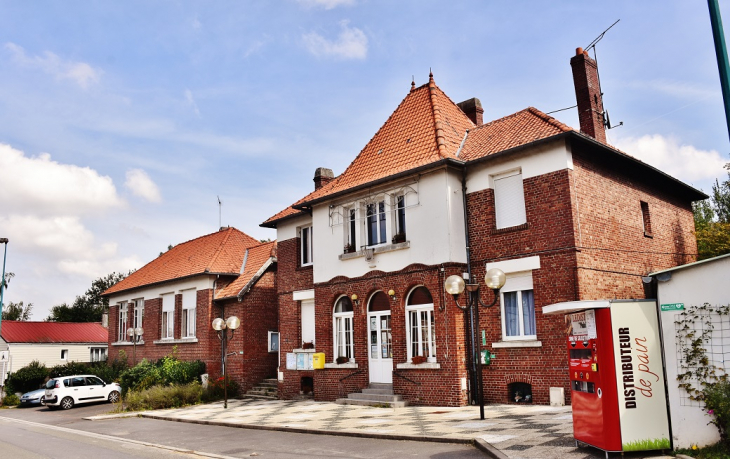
[
  {"xmin": 302, "ymin": 20, "xmax": 367, "ymax": 60},
  {"xmin": 5, "ymin": 42, "xmax": 102, "ymax": 89},
  {"xmin": 192, "ymin": 16, "xmax": 202, "ymax": 30},
  {"xmin": 125, "ymin": 169, "xmax": 162, "ymax": 203},
  {"xmin": 0, "ymin": 143, "xmax": 124, "ymax": 215},
  {"xmin": 0, "ymin": 214, "xmax": 140, "ymax": 278},
  {"xmin": 184, "ymin": 88, "xmax": 201, "ymax": 117},
  {"xmin": 613, "ymin": 134, "xmax": 727, "ymax": 183},
  {"xmin": 297, "ymin": 0, "xmax": 355, "ymax": 9},
  {"xmin": 627, "ymin": 79, "xmax": 718, "ymax": 100}
]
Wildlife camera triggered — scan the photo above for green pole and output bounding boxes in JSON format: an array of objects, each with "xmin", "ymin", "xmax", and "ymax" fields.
[
  {"xmin": 0, "ymin": 239, "xmax": 8, "ymax": 336},
  {"xmin": 708, "ymin": 0, "xmax": 730, "ymax": 142}
]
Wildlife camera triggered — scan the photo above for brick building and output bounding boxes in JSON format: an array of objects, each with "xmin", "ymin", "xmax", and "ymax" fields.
[
  {"xmin": 103, "ymin": 227, "xmax": 278, "ymax": 393},
  {"xmin": 262, "ymin": 48, "xmax": 705, "ymax": 407}
]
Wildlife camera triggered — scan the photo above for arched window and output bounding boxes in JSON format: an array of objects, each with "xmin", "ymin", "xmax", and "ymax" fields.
[
  {"xmin": 333, "ymin": 296, "xmax": 354, "ymax": 362},
  {"xmin": 405, "ymin": 286, "xmax": 436, "ymax": 362}
]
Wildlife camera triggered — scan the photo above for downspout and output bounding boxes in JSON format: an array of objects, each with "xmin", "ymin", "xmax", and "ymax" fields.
[{"xmin": 461, "ymin": 164, "xmax": 478, "ymax": 406}]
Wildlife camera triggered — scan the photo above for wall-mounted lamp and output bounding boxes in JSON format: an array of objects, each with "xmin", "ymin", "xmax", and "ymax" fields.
[
  {"xmin": 350, "ymin": 294, "xmax": 359, "ymax": 307},
  {"xmin": 388, "ymin": 289, "xmax": 396, "ymax": 301}
]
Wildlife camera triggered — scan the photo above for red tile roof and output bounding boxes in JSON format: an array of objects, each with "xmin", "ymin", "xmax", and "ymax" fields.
[
  {"xmin": 104, "ymin": 227, "xmax": 261, "ymax": 295},
  {"xmin": 1, "ymin": 321, "xmax": 108, "ymax": 344},
  {"xmin": 216, "ymin": 241, "xmax": 276, "ymax": 299},
  {"xmin": 459, "ymin": 107, "xmax": 573, "ymax": 160},
  {"xmin": 262, "ymin": 74, "xmax": 475, "ymax": 227}
]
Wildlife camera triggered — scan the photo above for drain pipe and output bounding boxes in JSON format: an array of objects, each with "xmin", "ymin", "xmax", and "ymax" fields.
[{"xmin": 460, "ymin": 165, "xmax": 479, "ymax": 406}]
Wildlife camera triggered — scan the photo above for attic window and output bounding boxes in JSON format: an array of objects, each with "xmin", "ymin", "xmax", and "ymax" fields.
[{"xmin": 640, "ymin": 201, "xmax": 652, "ymax": 238}]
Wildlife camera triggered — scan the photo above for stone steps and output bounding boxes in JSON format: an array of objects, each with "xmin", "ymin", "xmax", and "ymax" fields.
[
  {"xmin": 242, "ymin": 378, "xmax": 279, "ymax": 400},
  {"xmin": 336, "ymin": 384, "xmax": 407, "ymax": 408}
]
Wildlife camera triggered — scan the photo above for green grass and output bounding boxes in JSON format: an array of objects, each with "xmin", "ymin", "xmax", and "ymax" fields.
[
  {"xmin": 675, "ymin": 442, "xmax": 730, "ymax": 459},
  {"xmin": 622, "ymin": 437, "xmax": 671, "ymax": 451}
]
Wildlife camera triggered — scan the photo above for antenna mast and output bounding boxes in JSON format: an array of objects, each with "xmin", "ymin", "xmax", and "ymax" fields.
[{"xmin": 217, "ymin": 196, "xmax": 222, "ymax": 229}]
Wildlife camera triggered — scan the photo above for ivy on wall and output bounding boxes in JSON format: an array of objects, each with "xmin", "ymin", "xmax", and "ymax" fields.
[{"xmin": 675, "ymin": 303, "xmax": 730, "ymax": 402}]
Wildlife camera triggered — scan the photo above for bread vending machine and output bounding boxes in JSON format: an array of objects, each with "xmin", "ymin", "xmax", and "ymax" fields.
[{"xmin": 543, "ymin": 299, "xmax": 671, "ymax": 455}]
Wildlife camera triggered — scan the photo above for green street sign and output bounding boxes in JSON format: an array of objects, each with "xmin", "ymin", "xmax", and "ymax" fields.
[{"xmin": 660, "ymin": 303, "xmax": 684, "ymax": 311}]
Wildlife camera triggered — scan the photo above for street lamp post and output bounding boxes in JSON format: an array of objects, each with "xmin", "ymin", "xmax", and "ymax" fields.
[
  {"xmin": 0, "ymin": 238, "xmax": 8, "ymax": 336},
  {"xmin": 126, "ymin": 327, "xmax": 144, "ymax": 365},
  {"xmin": 212, "ymin": 316, "xmax": 240, "ymax": 409},
  {"xmin": 444, "ymin": 268, "xmax": 506, "ymax": 420}
]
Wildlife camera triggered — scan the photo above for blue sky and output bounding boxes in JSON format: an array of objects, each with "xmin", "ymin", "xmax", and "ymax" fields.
[{"xmin": 1, "ymin": 0, "xmax": 728, "ymax": 319}]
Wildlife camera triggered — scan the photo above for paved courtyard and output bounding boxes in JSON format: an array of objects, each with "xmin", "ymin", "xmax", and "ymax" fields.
[{"xmin": 105, "ymin": 399, "xmax": 650, "ymax": 459}]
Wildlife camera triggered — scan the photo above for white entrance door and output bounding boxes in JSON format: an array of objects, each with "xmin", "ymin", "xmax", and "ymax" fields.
[{"xmin": 368, "ymin": 312, "xmax": 393, "ymax": 383}]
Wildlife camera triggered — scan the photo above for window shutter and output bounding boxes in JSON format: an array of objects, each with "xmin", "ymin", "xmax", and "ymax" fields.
[{"xmin": 494, "ymin": 173, "xmax": 526, "ymax": 229}]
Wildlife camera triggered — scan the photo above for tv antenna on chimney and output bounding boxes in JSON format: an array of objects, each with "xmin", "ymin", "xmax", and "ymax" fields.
[
  {"xmin": 217, "ymin": 195, "xmax": 222, "ymax": 229},
  {"xmin": 585, "ymin": 19, "xmax": 623, "ymax": 130}
]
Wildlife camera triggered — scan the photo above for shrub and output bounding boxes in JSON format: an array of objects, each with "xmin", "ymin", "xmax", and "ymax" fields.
[
  {"xmin": 704, "ymin": 380, "xmax": 730, "ymax": 446},
  {"xmin": 119, "ymin": 360, "xmax": 162, "ymax": 394},
  {"xmin": 2, "ymin": 394, "xmax": 20, "ymax": 406},
  {"xmin": 4, "ymin": 360, "xmax": 48, "ymax": 394},
  {"xmin": 202, "ymin": 376, "xmax": 239, "ymax": 402},
  {"xmin": 124, "ymin": 382, "xmax": 203, "ymax": 411},
  {"xmin": 49, "ymin": 361, "xmax": 89, "ymax": 379},
  {"xmin": 89, "ymin": 358, "xmax": 128, "ymax": 384},
  {"xmin": 157, "ymin": 356, "xmax": 206, "ymax": 386}
]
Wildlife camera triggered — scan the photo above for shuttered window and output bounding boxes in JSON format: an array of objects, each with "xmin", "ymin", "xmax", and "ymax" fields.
[{"xmin": 494, "ymin": 171, "xmax": 527, "ymax": 229}]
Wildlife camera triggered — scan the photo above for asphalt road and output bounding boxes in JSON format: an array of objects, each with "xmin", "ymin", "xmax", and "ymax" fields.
[{"xmin": 0, "ymin": 403, "xmax": 487, "ymax": 458}]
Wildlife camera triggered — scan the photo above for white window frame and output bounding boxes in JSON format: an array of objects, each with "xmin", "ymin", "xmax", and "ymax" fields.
[
  {"xmin": 344, "ymin": 207, "xmax": 357, "ymax": 251},
  {"xmin": 499, "ymin": 272, "xmax": 537, "ymax": 341},
  {"xmin": 332, "ymin": 296, "xmax": 355, "ymax": 362},
  {"xmin": 405, "ymin": 288, "xmax": 436, "ymax": 363},
  {"xmin": 90, "ymin": 347, "xmax": 107, "ymax": 362},
  {"xmin": 365, "ymin": 200, "xmax": 387, "ymax": 247},
  {"xmin": 300, "ymin": 226, "xmax": 313, "ymax": 267},
  {"xmin": 301, "ymin": 299, "xmax": 315, "ymax": 346},
  {"xmin": 493, "ymin": 169, "xmax": 527, "ymax": 229},
  {"xmin": 117, "ymin": 302, "xmax": 128, "ymax": 342},
  {"xmin": 181, "ymin": 289, "xmax": 196, "ymax": 338},
  {"xmin": 132, "ymin": 298, "xmax": 144, "ymax": 342},
  {"xmin": 394, "ymin": 194, "xmax": 406, "ymax": 239},
  {"xmin": 161, "ymin": 293, "xmax": 175, "ymax": 340}
]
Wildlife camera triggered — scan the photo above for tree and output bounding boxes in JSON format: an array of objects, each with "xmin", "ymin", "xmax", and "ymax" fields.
[
  {"xmin": 47, "ymin": 271, "xmax": 129, "ymax": 322},
  {"xmin": 2, "ymin": 272, "xmax": 14, "ymax": 289},
  {"xmin": 1, "ymin": 300, "xmax": 33, "ymax": 321},
  {"xmin": 694, "ymin": 164, "xmax": 730, "ymax": 260}
]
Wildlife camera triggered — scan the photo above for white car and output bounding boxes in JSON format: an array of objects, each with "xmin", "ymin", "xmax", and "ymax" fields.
[{"xmin": 44, "ymin": 375, "xmax": 121, "ymax": 410}]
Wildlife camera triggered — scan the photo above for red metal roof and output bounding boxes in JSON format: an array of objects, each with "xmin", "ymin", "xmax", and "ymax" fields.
[{"xmin": 0, "ymin": 321, "xmax": 108, "ymax": 344}]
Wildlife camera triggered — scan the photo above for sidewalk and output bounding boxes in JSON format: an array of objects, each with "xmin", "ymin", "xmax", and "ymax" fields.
[{"xmin": 127, "ymin": 399, "xmax": 595, "ymax": 458}]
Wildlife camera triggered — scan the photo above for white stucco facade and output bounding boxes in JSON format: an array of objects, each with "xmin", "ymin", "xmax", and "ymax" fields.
[{"xmin": 653, "ymin": 254, "xmax": 730, "ymax": 449}]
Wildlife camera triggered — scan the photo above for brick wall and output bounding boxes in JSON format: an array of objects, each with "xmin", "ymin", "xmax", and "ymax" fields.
[
  {"xmin": 106, "ymin": 273, "xmax": 278, "ymax": 393},
  {"xmin": 570, "ymin": 148, "xmax": 697, "ymax": 300},
  {"xmin": 276, "ymin": 254, "xmax": 471, "ymax": 406},
  {"xmin": 466, "ymin": 169, "xmax": 578, "ymax": 404}
]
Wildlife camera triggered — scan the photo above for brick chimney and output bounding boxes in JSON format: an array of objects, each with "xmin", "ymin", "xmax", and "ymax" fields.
[
  {"xmin": 313, "ymin": 167, "xmax": 334, "ymax": 190},
  {"xmin": 457, "ymin": 98, "xmax": 484, "ymax": 126},
  {"xmin": 570, "ymin": 47, "xmax": 606, "ymax": 143}
]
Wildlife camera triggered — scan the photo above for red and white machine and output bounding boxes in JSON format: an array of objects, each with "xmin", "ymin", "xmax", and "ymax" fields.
[{"xmin": 544, "ymin": 299, "xmax": 671, "ymax": 455}]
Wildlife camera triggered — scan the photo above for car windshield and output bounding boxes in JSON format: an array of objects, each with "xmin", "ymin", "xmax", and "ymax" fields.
[{"xmin": 45, "ymin": 380, "xmax": 56, "ymax": 389}]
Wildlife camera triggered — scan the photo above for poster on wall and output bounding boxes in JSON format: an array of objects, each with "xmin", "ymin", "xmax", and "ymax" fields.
[
  {"xmin": 610, "ymin": 300, "xmax": 670, "ymax": 451},
  {"xmin": 566, "ymin": 310, "xmax": 597, "ymax": 340},
  {"xmin": 286, "ymin": 353, "xmax": 296, "ymax": 370}
]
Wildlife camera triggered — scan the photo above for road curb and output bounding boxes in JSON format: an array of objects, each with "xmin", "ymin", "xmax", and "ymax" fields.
[
  {"xmin": 474, "ymin": 438, "xmax": 510, "ymax": 459},
  {"xmin": 139, "ymin": 412, "xmax": 500, "ymax": 456}
]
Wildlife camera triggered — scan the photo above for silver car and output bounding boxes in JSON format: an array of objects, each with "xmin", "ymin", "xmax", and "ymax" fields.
[{"xmin": 44, "ymin": 375, "xmax": 121, "ymax": 410}]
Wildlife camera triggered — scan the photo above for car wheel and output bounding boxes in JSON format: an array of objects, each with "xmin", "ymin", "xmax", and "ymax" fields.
[
  {"xmin": 60, "ymin": 397, "xmax": 74, "ymax": 410},
  {"xmin": 108, "ymin": 391, "xmax": 120, "ymax": 403},
  {"xmin": 40, "ymin": 396, "xmax": 45, "ymax": 405}
]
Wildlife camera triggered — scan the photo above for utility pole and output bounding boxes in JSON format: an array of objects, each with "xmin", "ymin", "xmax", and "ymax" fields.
[
  {"xmin": 0, "ymin": 238, "xmax": 9, "ymax": 336},
  {"xmin": 708, "ymin": 0, "xmax": 730, "ymax": 142}
]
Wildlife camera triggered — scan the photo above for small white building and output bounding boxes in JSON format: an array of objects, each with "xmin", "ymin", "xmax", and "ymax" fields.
[
  {"xmin": 0, "ymin": 321, "xmax": 108, "ymax": 384},
  {"xmin": 650, "ymin": 253, "xmax": 730, "ymax": 449}
]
